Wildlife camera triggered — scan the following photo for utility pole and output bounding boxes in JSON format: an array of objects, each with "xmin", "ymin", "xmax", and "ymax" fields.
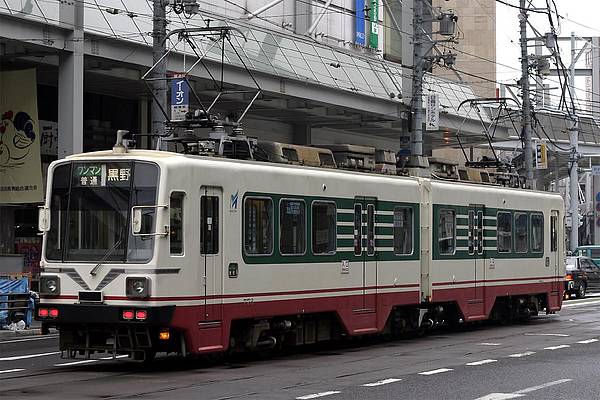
[
  {"xmin": 410, "ymin": 0, "xmax": 457, "ymax": 167},
  {"xmin": 519, "ymin": 0, "xmax": 534, "ymax": 189},
  {"xmin": 569, "ymin": 31, "xmax": 580, "ymax": 252},
  {"xmin": 152, "ymin": 0, "xmax": 167, "ymax": 148},
  {"xmin": 411, "ymin": 0, "xmax": 425, "ymax": 160}
]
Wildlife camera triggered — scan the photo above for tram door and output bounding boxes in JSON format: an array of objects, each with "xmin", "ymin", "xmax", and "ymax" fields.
[
  {"xmin": 468, "ymin": 205, "xmax": 486, "ymax": 317},
  {"xmin": 200, "ymin": 186, "xmax": 223, "ymax": 322},
  {"xmin": 354, "ymin": 197, "xmax": 377, "ymax": 312},
  {"xmin": 550, "ymin": 210, "xmax": 561, "ymax": 304}
]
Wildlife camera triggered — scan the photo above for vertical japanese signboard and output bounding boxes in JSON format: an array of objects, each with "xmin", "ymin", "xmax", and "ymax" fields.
[
  {"xmin": 355, "ymin": 0, "xmax": 366, "ymax": 46},
  {"xmin": 170, "ymin": 77, "xmax": 189, "ymax": 120},
  {"xmin": 425, "ymin": 93, "xmax": 439, "ymax": 131},
  {"xmin": 368, "ymin": 0, "xmax": 379, "ymax": 49},
  {"xmin": 0, "ymin": 69, "xmax": 43, "ymax": 203},
  {"xmin": 534, "ymin": 139, "xmax": 548, "ymax": 169}
]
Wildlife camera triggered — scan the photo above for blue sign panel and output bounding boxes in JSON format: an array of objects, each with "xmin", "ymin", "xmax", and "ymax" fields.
[
  {"xmin": 171, "ymin": 78, "xmax": 189, "ymax": 106},
  {"xmin": 355, "ymin": 0, "xmax": 366, "ymax": 46}
]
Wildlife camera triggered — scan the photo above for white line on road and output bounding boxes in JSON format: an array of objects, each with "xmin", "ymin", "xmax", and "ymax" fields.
[
  {"xmin": 0, "ymin": 335, "xmax": 59, "ymax": 345},
  {"xmin": 576, "ymin": 339, "xmax": 599, "ymax": 344},
  {"xmin": 474, "ymin": 378, "xmax": 572, "ymax": 400},
  {"xmin": 474, "ymin": 394, "xmax": 523, "ymax": 400},
  {"xmin": 514, "ymin": 378, "xmax": 572, "ymax": 394},
  {"xmin": 543, "ymin": 345, "xmax": 570, "ymax": 350},
  {"xmin": 466, "ymin": 359, "xmax": 497, "ymax": 366},
  {"xmin": 562, "ymin": 299, "xmax": 600, "ymax": 308},
  {"xmin": 54, "ymin": 359, "xmax": 97, "ymax": 367},
  {"xmin": 524, "ymin": 333, "xmax": 569, "ymax": 337},
  {"xmin": 0, "ymin": 352, "xmax": 60, "ymax": 361},
  {"xmin": 54, "ymin": 354, "xmax": 128, "ymax": 367},
  {"xmin": 362, "ymin": 378, "xmax": 402, "ymax": 387},
  {"xmin": 508, "ymin": 351, "xmax": 536, "ymax": 358},
  {"xmin": 296, "ymin": 391, "xmax": 341, "ymax": 399},
  {"xmin": 418, "ymin": 368, "xmax": 453, "ymax": 375},
  {"xmin": 0, "ymin": 368, "xmax": 25, "ymax": 374},
  {"xmin": 479, "ymin": 343, "xmax": 501, "ymax": 346}
]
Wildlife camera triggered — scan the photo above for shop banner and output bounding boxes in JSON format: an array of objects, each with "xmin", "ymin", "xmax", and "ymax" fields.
[
  {"xmin": 355, "ymin": 0, "xmax": 366, "ymax": 46},
  {"xmin": 0, "ymin": 69, "xmax": 44, "ymax": 203},
  {"xmin": 368, "ymin": 0, "xmax": 379, "ymax": 49}
]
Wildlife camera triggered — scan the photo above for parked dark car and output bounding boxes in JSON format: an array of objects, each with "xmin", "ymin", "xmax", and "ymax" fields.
[{"xmin": 564, "ymin": 256, "xmax": 600, "ymax": 298}]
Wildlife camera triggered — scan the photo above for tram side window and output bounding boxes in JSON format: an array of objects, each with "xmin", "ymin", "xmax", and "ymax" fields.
[
  {"xmin": 438, "ymin": 209, "xmax": 456, "ymax": 255},
  {"xmin": 514, "ymin": 213, "xmax": 528, "ymax": 253},
  {"xmin": 201, "ymin": 196, "xmax": 219, "ymax": 254},
  {"xmin": 312, "ymin": 202, "xmax": 337, "ymax": 255},
  {"xmin": 244, "ymin": 198, "xmax": 273, "ymax": 255},
  {"xmin": 497, "ymin": 212, "xmax": 512, "ymax": 253},
  {"xmin": 393, "ymin": 207, "xmax": 413, "ymax": 255},
  {"xmin": 280, "ymin": 199, "xmax": 306, "ymax": 255},
  {"xmin": 170, "ymin": 192, "xmax": 185, "ymax": 255},
  {"xmin": 531, "ymin": 214, "xmax": 544, "ymax": 253}
]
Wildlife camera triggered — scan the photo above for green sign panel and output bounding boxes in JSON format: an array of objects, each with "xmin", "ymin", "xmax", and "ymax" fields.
[{"xmin": 368, "ymin": 0, "xmax": 379, "ymax": 49}]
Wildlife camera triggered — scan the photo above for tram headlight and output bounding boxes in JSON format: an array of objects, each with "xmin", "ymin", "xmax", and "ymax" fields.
[
  {"xmin": 126, "ymin": 277, "xmax": 151, "ymax": 299},
  {"xmin": 40, "ymin": 276, "xmax": 60, "ymax": 295}
]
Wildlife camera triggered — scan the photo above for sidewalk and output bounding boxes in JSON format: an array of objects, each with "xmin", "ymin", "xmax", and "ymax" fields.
[{"xmin": 0, "ymin": 320, "xmax": 48, "ymax": 340}]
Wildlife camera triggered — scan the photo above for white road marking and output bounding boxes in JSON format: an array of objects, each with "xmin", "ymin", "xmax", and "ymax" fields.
[
  {"xmin": 508, "ymin": 351, "xmax": 536, "ymax": 358},
  {"xmin": 0, "ymin": 368, "xmax": 25, "ymax": 374},
  {"xmin": 296, "ymin": 391, "xmax": 341, "ymax": 399},
  {"xmin": 524, "ymin": 333, "xmax": 569, "ymax": 337},
  {"xmin": 474, "ymin": 378, "xmax": 572, "ymax": 400},
  {"xmin": 0, "ymin": 335, "xmax": 59, "ymax": 345},
  {"xmin": 543, "ymin": 345, "xmax": 570, "ymax": 350},
  {"xmin": 576, "ymin": 339, "xmax": 599, "ymax": 344},
  {"xmin": 466, "ymin": 359, "xmax": 497, "ymax": 366},
  {"xmin": 474, "ymin": 394, "xmax": 523, "ymax": 400},
  {"xmin": 562, "ymin": 299, "xmax": 600, "ymax": 308},
  {"xmin": 362, "ymin": 378, "xmax": 402, "ymax": 387},
  {"xmin": 514, "ymin": 378, "xmax": 572, "ymax": 394},
  {"xmin": 54, "ymin": 354, "xmax": 128, "ymax": 367},
  {"xmin": 418, "ymin": 368, "xmax": 453, "ymax": 375},
  {"xmin": 479, "ymin": 342, "xmax": 501, "ymax": 346},
  {"xmin": 0, "ymin": 351, "xmax": 60, "ymax": 361},
  {"xmin": 55, "ymin": 359, "xmax": 97, "ymax": 367}
]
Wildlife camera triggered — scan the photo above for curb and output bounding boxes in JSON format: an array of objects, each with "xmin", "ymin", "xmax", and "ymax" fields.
[{"xmin": 0, "ymin": 328, "xmax": 43, "ymax": 339}]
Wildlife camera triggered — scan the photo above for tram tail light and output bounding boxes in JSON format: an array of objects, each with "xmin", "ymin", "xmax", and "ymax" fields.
[
  {"xmin": 49, "ymin": 308, "xmax": 59, "ymax": 318},
  {"xmin": 159, "ymin": 329, "xmax": 170, "ymax": 340},
  {"xmin": 135, "ymin": 310, "xmax": 147, "ymax": 320},
  {"xmin": 122, "ymin": 310, "xmax": 135, "ymax": 320},
  {"xmin": 38, "ymin": 308, "xmax": 49, "ymax": 318}
]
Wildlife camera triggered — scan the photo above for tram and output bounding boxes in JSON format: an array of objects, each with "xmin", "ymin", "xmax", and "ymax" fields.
[{"xmin": 36, "ymin": 136, "xmax": 565, "ymax": 360}]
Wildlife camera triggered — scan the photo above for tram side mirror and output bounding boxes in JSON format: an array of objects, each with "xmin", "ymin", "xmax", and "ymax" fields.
[
  {"xmin": 132, "ymin": 207, "xmax": 142, "ymax": 234},
  {"xmin": 38, "ymin": 206, "xmax": 50, "ymax": 232},
  {"xmin": 132, "ymin": 206, "xmax": 163, "ymax": 236}
]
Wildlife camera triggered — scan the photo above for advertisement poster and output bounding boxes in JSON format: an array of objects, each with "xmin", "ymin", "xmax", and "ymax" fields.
[
  {"xmin": 368, "ymin": 0, "xmax": 379, "ymax": 49},
  {"xmin": 0, "ymin": 69, "xmax": 44, "ymax": 203},
  {"xmin": 355, "ymin": 0, "xmax": 366, "ymax": 46}
]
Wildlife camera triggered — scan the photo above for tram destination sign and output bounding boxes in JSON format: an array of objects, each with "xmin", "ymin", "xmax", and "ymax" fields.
[{"xmin": 73, "ymin": 163, "xmax": 131, "ymax": 187}]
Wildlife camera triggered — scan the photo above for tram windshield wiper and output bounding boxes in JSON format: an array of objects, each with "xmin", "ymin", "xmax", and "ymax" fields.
[{"xmin": 90, "ymin": 228, "xmax": 125, "ymax": 276}]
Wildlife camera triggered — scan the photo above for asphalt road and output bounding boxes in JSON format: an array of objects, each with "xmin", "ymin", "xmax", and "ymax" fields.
[{"xmin": 3, "ymin": 297, "xmax": 600, "ymax": 400}]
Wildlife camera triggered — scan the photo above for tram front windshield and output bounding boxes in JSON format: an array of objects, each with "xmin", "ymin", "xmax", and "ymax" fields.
[{"xmin": 45, "ymin": 161, "xmax": 159, "ymax": 263}]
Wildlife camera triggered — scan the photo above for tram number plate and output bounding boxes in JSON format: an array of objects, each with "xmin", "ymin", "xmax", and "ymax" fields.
[{"xmin": 79, "ymin": 291, "xmax": 103, "ymax": 303}]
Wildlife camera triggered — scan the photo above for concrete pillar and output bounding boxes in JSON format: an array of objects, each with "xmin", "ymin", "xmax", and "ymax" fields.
[
  {"xmin": 294, "ymin": 1, "xmax": 310, "ymax": 35},
  {"xmin": 592, "ymin": 37, "xmax": 600, "ymax": 119},
  {"xmin": 58, "ymin": 0, "xmax": 84, "ymax": 158},
  {"xmin": 292, "ymin": 124, "xmax": 312, "ymax": 145}
]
